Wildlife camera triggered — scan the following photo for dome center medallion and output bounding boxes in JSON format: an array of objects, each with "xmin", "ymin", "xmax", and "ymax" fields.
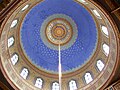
[{"xmin": 46, "ymin": 18, "xmax": 73, "ymax": 46}]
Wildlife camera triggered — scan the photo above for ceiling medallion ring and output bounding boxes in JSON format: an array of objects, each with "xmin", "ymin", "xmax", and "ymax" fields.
[
  {"xmin": 45, "ymin": 18, "xmax": 73, "ymax": 46},
  {"xmin": 40, "ymin": 14, "xmax": 78, "ymax": 50},
  {"xmin": 51, "ymin": 24, "xmax": 67, "ymax": 39}
]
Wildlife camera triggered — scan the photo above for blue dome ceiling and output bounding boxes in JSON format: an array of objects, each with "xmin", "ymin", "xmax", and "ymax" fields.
[{"xmin": 20, "ymin": 0, "xmax": 98, "ymax": 73}]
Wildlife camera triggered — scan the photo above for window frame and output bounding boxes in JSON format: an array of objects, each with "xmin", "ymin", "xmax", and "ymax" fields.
[
  {"xmin": 96, "ymin": 59, "xmax": 105, "ymax": 72},
  {"xmin": 20, "ymin": 67, "xmax": 29, "ymax": 80},
  {"xmin": 79, "ymin": 0, "xmax": 88, "ymax": 4},
  {"xmin": 83, "ymin": 71, "xmax": 94, "ymax": 84},
  {"xmin": 68, "ymin": 79, "xmax": 78, "ymax": 90},
  {"xmin": 21, "ymin": 4, "xmax": 30, "ymax": 12},
  {"xmin": 10, "ymin": 19, "xmax": 18, "ymax": 28},
  {"xmin": 92, "ymin": 9, "xmax": 102, "ymax": 19},
  {"xmin": 102, "ymin": 43, "xmax": 110, "ymax": 56},
  {"xmin": 101, "ymin": 25, "xmax": 109, "ymax": 37},
  {"xmin": 11, "ymin": 53, "xmax": 19, "ymax": 65},
  {"xmin": 8, "ymin": 36, "xmax": 15, "ymax": 48},
  {"xmin": 34, "ymin": 77, "xmax": 43, "ymax": 89},
  {"xmin": 51, "ymin": 82, "xmax": 59, "ymax": 90}
]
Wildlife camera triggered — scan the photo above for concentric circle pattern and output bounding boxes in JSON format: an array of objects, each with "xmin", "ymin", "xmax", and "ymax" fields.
[
  {"xmin": 0, "ymin": 0, "xmax": 119, "ymax": 89},
  {"xmin": 20, "ymin": 0, "xmax": 98, "ymax": 73},
  {"xmin": 45, "ymin": 18, "xmax": 73, "ymax": 46},
  {"xmin": 40, "ymin": 14, "xmax": 78, "ymax": 50}
]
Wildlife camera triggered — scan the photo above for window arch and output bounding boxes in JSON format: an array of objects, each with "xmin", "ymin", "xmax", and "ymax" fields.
[
  {"xmin": 96, "ymin": 60, "xmax": 105, "ymax": 71},
  {"xmin": 20, "ymin": 68, "xmax": 29, "ymax": 79},
  {"xmin": 35, "ymin": 78, "xmax": 43, "ymax": 89},
  {"xmin": 11, "ymin": 53, "xmax": 19, "ymax": 65},
  {"xmin": 84, "ymin": 72, "xmax": 93, "ymax": 84},
  {"xmin": 52, "ymin": 82, "xmax": 59, "ymax": 90},
  {"xmin": 79, "ymin": 0, "xmax": 88, "ymax": 4},
  {"xmin": 21, "ymin": 4, "xmax": 29, "ymax": 11},
  {"xmin": 8, "ymin": 37, "xmax": 14, "ymax": 48},
  {"xmin": 69, "ymin": 80, "xmax": 78, "ymax": 90},
  {"xmin": 10, "ymin": 19, "xmax": 18, "ymax": 28},
  {"xmin": 92, "ymin": 9, "xmax": 101, "ymax": 19},
  {"xmin": 101, "ymin": 25, "xmax": 109, "ymax": 36},
  {"xmin": 103, "ymin": 43, "xmax": 109, "ymax": 56}
]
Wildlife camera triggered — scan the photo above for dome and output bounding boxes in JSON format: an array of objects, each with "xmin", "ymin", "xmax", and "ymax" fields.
[
  {"xmin": 0, "ymin": 0, "xmax": 119, "ymax": 90},
  {"xmin": 20, "ymin": 0, "xmax": 97, "ymax": 73}
]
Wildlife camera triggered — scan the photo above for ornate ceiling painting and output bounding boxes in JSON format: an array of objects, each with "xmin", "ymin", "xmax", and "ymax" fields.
[{"xmin": 0, "ymin": 0, "xmax": 119, "ymax": 90}]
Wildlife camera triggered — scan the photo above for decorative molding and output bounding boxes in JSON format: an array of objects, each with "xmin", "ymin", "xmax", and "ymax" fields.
[
  {"xmin": 0, "ymin": 0, "xmax": 21, "ymax": 24},
  {"xmin": 105, "ymin": 79, "xmax": 120, "ymax": 90}
]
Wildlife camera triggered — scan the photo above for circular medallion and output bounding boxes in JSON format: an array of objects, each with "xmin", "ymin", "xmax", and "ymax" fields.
[
  {"xmin": 40, "ymin": 14, "xmax": 78, "ymax": 50},
  {"xmin": 46, "ymin": 18, "xmax": 73, "ymax": 45}
]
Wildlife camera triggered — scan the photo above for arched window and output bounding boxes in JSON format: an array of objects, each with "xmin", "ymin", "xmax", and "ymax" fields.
[
  {"xmin": 20, "ymin": 68, "xmax": 29, "ymax": 79},
  {"xmin": 11, "ymin": 53, "xmax": 19, "ymax": 65},
  {"xmin": 96, "ymin": 60, "xmax": 105, "ymax": 71},
  {"xmin": 110, "ymin": 87, "xmax": 113, "ymax": 90},
  {"xmin": 84, "ymin": 72, "xmax": 93, "ymax": 84},
  {"xmin": 35, "ymin": 78, "xmax": 43, "ymax": 89},
  {"xmin": 69, "ymin": 80, "xmax": 78, "ymax": 90},
  {"xmin": 10, "ymin": 20, "xmax": 18, "ymax": 28},
  {"xmin": 101, "ymin": 25, "xmax": 109, "ymax": 36},
  {"xmin": 52, "ymin": 82, "xmax": 59, "ymax": 90},
  {"xmin": 92, "ymin": 9, "xmax": 101, "ymax": 19},
  {"xmin": 21, "ymin": 4, "xmax": 29, "ymax": 11},
  {"xmin": 8, "ymin": 37, "xmax": 14, "ymax": 48},
  {"xmin": 103, "ymin": 44, "xmax": 109, "ymax": 56},
  {"xmin": 79, "ymin": 0, "xmax": 88, "ymax": 4}
]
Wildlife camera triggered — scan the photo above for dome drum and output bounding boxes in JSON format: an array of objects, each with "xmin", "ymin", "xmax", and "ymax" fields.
[{"xmin": 0, "ymin": 0, "xmax": 119, "ymax": 90}]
